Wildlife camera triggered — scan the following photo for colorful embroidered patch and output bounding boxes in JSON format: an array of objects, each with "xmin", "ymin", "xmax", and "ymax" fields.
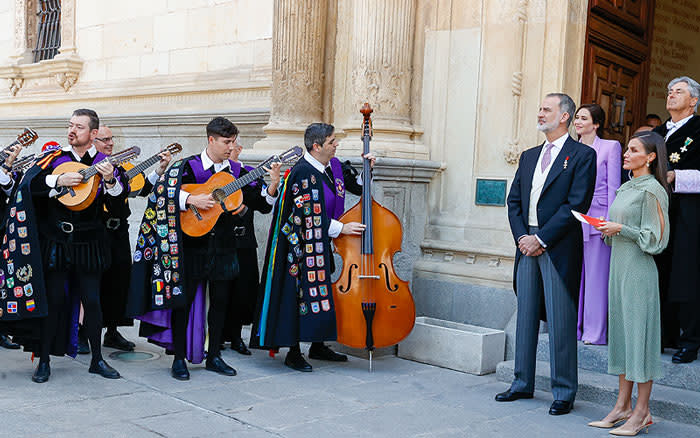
[
  {"xmin": 308, "ymin": 271, "xmax": 316, "ymax": 282},
  {"xmin": 317, "ymin": 270, "xmax": 326, "ymax": 282},
  {"xmin": 23, "ymin": 283, "xmax": 33, "ymax": 297},
  {"xmin": 17, "ymin": 227, "xmax": 27, "ymax": 238},
  {"xmin": 13, "ymin": 286, "xmax": 22, "ymax": 298},
  {"xmin": 310, "ymin": 175, "xmax": 316, "ymax": 185},
  {"xmin": 305, "ymin": 217, "xmax": 313, "ymax": 228},
  {"xmin": 306, "ymin": 256, "xmax": 315, "ymax": 268},
  {"xmin": 305, "ymin": 229, "xmax": 313, "ymax": 240},
  {"xmin": 20, "ymin": 243, "xmax": 30, "ymax": 255},
  {"xmin": 311, "ymin": 301, "xmax": 320, "ymax": 313},
  {"xmin": 316, "ymin": 255, "xmax": 324, "ymax": 267},
  {"xmin": 26, "ymin": 299, "xmax": 35, "ymax": 312},
  {"xmin": 319, "ymin": 285, "xmax": 328, "ymax": 297},
  {"xmin": 133, "ymin": 250, "xmax": 143, "ymax": 262},
  {"xmin": 309, "ymin": 287, "xmax": 318, "ymax": 297},
  {"xmin": 312, "ymin": 189, "xmax": 319, "ymax": 201},
  {"xmin": 314, "ymin": 228, "xmax": 322, "ymax": 239},
  {"xmin": 313, "ymin": 203, "xmax": 321, "ymax": 214},
  {"xmin": 7, "ymin": 301, "xmax": 17, "ymax": 313},
  {"xmin": 302, "ymin": 179, "xmax": 309, "ymax": 189},
  {"xmin": 321, "ymin": 299, "xmax": 331, "ymax": 311},
  {"xmin": 313, "ymin": 216, "xmax": 321, "ymax": 226},
  {"xmin": 299, "ymin": 302, "xmax": 308, "ymax": 315},
  {"xmin": 315, "ymin": 242, "xmax": 323, "ymax": 253}
]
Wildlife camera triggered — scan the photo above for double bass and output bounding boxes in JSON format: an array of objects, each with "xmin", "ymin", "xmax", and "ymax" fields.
[{"xmin": 333, "ymin": 103, "xmax": 415, "ymax": 369}]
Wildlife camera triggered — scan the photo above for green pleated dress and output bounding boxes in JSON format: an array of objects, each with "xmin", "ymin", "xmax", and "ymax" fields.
[{"xmin": 605, "ymin": 174, "xmax": 669, "ymax": 383}]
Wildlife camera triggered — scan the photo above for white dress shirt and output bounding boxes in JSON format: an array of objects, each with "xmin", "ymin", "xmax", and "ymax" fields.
[
  {"xmin": 45, "ymin": 145, "xmax": 123, "ymax": 198},
  {"xmin": 665, "ymin": 114, "xmax": 694, "ymax": 140},
  {"xmin": 178, "ymin": 150, "xmax": 278, "ymax": 211},
  {"xmin": 303, "ymin": 153, "xmax": 344, "ymax": 238},
  {"xmin": 526, "ymin": 133, "xmax": 568, "ymax": 246}
]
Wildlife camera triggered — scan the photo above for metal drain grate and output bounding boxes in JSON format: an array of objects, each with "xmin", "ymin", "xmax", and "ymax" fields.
[{"xmin": 109, "ymin": 351, "xmax": 160, "ymax": 362}]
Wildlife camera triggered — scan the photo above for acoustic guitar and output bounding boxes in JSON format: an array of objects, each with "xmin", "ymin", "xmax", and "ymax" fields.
[
  {"xmin": 181, "ymin": 145, "xmax": 304, "ymax": 237},
  {"xmin": 52, "ymin": 146, "xmax": 141, "ymax": 211},
  {"xmin": 121, "ymin": 143, "xmax": 183, "ymax": 197},
  {"xmin": 1, "ymin": 128, "xmax": 39, "ymax": 164}
]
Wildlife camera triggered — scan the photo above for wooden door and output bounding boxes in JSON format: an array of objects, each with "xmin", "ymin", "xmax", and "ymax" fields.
[{"xmin": 581, "ymin": 0, "xmax": 655, "ymax": 146}]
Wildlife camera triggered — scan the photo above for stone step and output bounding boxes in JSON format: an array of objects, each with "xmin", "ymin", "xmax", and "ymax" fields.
[
  {"xmin": 536, "ymin": 335, "xmax": 700, "ymax": 393},
  {"xmin": 496, "ymin": 360, "xmax": 700, "ymax": 427}
]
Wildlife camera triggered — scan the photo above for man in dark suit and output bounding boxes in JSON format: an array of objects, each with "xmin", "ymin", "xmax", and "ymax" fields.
[
  {"xmin": 653, "ymin": 76, "xmax": 700, "ymax": 363},
  {"xmin": 496, "ymin": 93, "xmax": 596, "ymax": 415}
]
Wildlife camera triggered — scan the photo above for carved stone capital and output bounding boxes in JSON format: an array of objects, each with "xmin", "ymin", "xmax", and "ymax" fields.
[{"xmin": 0, "ymin": 53, "xmax": 84, "ymax": 95}]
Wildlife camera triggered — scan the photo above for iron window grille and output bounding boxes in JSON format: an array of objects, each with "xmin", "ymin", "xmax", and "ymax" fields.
[{"xmin": 33, "ymin": 0, "xmax": 61, "ymax": 63}]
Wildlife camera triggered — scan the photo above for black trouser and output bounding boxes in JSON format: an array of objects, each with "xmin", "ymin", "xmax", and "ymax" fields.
[
  {"xmin": 40, "ymin": 271, "xmax": 103, "ymax": 363},
  {"xmin": 679, "ymin": 302, "xmax": 700, "ymax": 351},
  {"xmin": 171, "ymin": 279, "xmax": 232, "ymax": 361}
]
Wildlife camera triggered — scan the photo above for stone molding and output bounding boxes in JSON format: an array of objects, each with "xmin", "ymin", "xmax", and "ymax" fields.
[
  {"xmin": 0, "ymin": 54, "xmax": 85, "ymax": 95},
  {"xmin": 415, "ymin": 239, "xmax": 514, "ymax": 289},
  {"xmin": 0, "ymin": 110, "xmax": 270, "ymax": 129}
]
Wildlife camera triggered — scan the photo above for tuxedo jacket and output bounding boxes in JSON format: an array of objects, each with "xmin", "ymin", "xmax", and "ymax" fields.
[{"xmin": 507, "ymin": 135, "xmax": 597, "ymax": 299}]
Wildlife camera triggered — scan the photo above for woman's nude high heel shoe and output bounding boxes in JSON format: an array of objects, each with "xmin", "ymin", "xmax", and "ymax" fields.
[
  {"xmin": 588, "ymin": 413, "xmax": 630, "ymax": 429},
  {"xmin": 609, "ymin": 415, "xmax": 653, "ymax": 436}
]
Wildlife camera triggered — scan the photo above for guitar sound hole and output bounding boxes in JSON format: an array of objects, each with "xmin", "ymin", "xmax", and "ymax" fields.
[{"xmin": 212, "ymin": 188, "xmax": 226, "ymax": 202}]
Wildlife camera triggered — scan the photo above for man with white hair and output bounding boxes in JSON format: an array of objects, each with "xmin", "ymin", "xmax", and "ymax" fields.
[{"xmin": 653, "ymin": 76, "xmax": 700, "ymax": 364}]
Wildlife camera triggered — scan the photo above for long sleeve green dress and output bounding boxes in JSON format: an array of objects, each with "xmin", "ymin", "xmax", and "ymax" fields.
[{"xmin": 604, "ymin": 174, "xmax": 669, "ymax": 383}]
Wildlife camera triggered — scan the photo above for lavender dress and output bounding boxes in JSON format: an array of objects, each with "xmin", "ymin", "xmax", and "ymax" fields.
[{"xmin": 577, "ymin": 137, "xmax": 621, "ymax": 344}]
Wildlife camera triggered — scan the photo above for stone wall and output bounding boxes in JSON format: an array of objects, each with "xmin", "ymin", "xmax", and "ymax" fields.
[{"xmin": 647, "ymin": 0, "xmax": 700, "ymax": 117}]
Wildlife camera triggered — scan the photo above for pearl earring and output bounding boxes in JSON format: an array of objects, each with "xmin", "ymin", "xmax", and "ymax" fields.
[{"xmin": 646, "ymin": 161, "xmax": 651, "ymax": 167}]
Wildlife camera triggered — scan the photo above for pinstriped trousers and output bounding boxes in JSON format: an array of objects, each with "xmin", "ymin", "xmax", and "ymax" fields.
[{"xmin": 510, "ymin": 227, "xmax": 578, "ymax": 402}]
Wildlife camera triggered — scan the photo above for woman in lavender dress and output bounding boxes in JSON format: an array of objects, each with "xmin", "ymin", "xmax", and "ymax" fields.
[{"xmin": 574, "ymin": 104, "xmax": 621, "ymax": 345}]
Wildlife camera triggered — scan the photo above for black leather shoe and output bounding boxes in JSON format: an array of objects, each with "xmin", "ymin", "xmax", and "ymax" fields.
[
  {"xmin": 672, "ymin": 348, "xmax": 698, "ymax": 363},
  {"xmin": 32, "ymin": 361, "xmax": 50, "ymax": 383},
  {"xmin": 495, "ymin": 389, "xmax": 534, "ymax": 402},
  {"xmin": 285, "ymin": 350, "xmax": 313, "ymax": 372},
  {"xmin": 308, "ymin": 344, "xmax": 347, "ymax": 362},
  {"xmin": 89, "ymin": 359, "xmax": 120, "ymax": 379},
  {"xmin": 103, "ymin": 330, "xmax": 135, "ymax": 352},
  {"xmin": 171, "ymin": 358, "xmax": 190, "ymax": 380},
  {"xmin": 206, "ymin": 355, "xmax": 237, "ymax": 376},
  {"xmin": 231, "ymin": 338, "xmax": 251, "ymax": 356},
  {"xmin": 77, "ymin": 327, "xmax": 90, "ymax": 355},
  {"xmin": 549, "ymin": 400, "xmax": 573, "ymax": 415},
  {"xmin": 0, "ymin": 334, "xmax": 20, "ymax": 350}
]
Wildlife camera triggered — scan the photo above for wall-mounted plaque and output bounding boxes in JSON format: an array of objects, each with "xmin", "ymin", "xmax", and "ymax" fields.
[{"xmin": 475, "ymin": 178, "xmax": 507, "ymax": 206}]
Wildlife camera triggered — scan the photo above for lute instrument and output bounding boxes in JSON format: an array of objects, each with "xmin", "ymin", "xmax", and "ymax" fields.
[
  {"xmin": 332, "ymin": 103, "xmax": 415, "ymax": 370},
  {"xmin": 121, "ymin": 143, "xmax": 183, "ymax": 196},
  {"xmin": 181, "ymin": 145, "xmax": 304, "ymax": 237},
  {"xmin": 52, "ymin": 146, "xmax": 141, "ymax": 211}
]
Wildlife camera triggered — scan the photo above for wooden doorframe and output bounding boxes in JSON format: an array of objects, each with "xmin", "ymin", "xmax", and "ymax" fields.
[{"xmin": 581, "ymin": 0, "xmax": 656, "ymax": 141}]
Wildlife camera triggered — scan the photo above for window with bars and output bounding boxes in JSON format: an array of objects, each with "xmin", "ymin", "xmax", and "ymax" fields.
[{"xmin": 33, "ymin": 0, "xmax": 62, "ymax": 63}]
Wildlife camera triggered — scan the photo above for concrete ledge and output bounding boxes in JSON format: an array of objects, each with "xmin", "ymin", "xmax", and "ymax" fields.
[
  {"xmin": 496, "ymin": 360, "xmax": 700, "ymax": 427},
  {"xmin": 398, "ymin": 317, "xmax": 505, "ymax": 375}
]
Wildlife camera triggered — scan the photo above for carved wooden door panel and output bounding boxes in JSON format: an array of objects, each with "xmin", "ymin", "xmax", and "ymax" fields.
[{"xmin": 582, "ymin": 0, "xmax": 655, "ymax": 146}]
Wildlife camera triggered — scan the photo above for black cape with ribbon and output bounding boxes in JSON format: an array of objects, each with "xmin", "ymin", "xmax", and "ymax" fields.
[
  {"xmin": 0, "ymin": 151, "xmax": 79, "ymax": 355},
  {"xmin": 126, "ymin": 158, "xmax": 187, "ymax": 316},
  {"xmin": 251, "ymin": 159, "xmax": 336, "ymax": 349},
  {"xmin": 654, "ymin": 116, "xmax": 700, "ymax": 303}
]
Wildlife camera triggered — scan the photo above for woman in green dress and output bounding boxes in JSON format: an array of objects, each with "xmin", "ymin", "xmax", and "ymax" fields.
[{"xmin": 588, "ymin": 131, "xmax": 670, "ymax": 436}]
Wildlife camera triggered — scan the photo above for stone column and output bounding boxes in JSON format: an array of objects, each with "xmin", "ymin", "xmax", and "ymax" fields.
[
  {"xmin": 254, "ymin": 0, "xmax": 328, "ymax": 151},
  {"xmin": 9, "ymin": 0, "xmax": 34, "ymax": 64},
  {"xmin": 333, "ymin": 0, "xmax": 427, "ymax": 160}
]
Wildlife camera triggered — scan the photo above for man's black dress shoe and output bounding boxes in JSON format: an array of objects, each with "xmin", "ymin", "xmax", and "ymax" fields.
[
  {"xmin": 206, "ymin": 355, "xmax": 237, "ymax": 376},
  {"xmin": 549, "ymin": 400, "xmax": 573, "ymax": 415},
  {"xmin": 89, "ymin": 359, "xmax": 121, "ymax": 379},
  {"xmin": 308, "ymin": 344, "xmax": 347, "ymax": 362},
  {"xmin": 672, "ymin": 347, "xmax": 698, "ymax": 363},
  {"xmin": 285, "ymin": 350, "xmax": 313, "ymax": 372},
  {"xmin": 103, "ymin": 330, "xmax": 136, "ymax": 352},
  {"xmin": 171, "ymin": 358, "xmax": 190, "ymax": 380},
  {"xmin": 0, "ymin": 333, "xmax": 20, "ymax": 349},
  {"xmin": 495, "ymin": 389, "xmax": 534, "ymax": 402},
  {"xmin": 32, "ymin": 361, "xmax": 50, "ymax": 383},
  {"xmin": 231, "ymin": 338, "xmax": 252, "ymax": 356}
]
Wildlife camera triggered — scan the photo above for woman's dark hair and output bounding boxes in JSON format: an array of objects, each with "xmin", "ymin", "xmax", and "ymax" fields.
[
  {"xmin": 576, "ymin": 104, "xmax": 606, "ymax": 138},
  {"xmin": 629, "ymin": 131, "xmax": 670, "ymax": 194}
]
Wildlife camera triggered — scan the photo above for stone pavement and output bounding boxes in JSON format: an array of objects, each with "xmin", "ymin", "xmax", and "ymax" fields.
[{"xmin": 1, "ymin": 325, "xmax": 699, "ymax": 438}]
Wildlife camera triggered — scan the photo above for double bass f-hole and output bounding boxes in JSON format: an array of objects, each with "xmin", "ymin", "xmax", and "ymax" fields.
[
  {"xmin": 338, "ymin": 263, "xmax": 359, "ymax": 292},
  {"xmin": 378, "ymin": 263, "xmax": 399, "ymax": 291}
]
